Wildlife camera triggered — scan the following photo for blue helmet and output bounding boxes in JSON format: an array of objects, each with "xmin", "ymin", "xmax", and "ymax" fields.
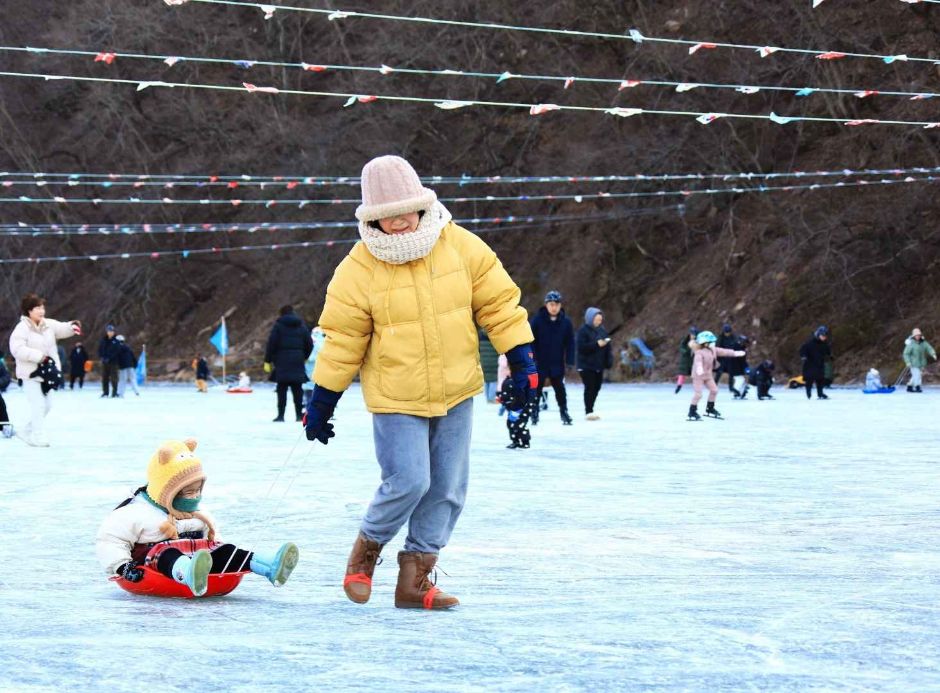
[
  {"xmin": 544, "ymin": 290, "xmax": 563, "ymax": 303},
  {"xmin": 688, "ymin": 325, "xmax": 698, "ymax": 335},
  {"xmin": 696, "ymin": 330, "xmax": 717, "ymax": 345},
  {"xmin": 814, "ymin": 325, "xmax": 829, "ymax": 338}
]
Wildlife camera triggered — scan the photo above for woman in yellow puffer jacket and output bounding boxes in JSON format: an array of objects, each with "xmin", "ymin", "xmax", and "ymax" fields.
[{"xmin": 305, "ymin": 155, "xmax": 537, "ymax": 610}]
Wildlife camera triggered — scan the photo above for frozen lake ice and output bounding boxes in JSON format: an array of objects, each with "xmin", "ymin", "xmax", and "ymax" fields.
[{"xmin": 0, "ymin": 381, "xmax": 938, "ymax": 691}]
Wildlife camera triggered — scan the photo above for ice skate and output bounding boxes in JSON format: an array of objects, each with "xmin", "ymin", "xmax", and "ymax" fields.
[
  {"xmin": 560, "ymin": 408, "xmax": 573, "ymax": 425},
  {"xmin": 907, "ymin": 385, "xmax": 915, "ymax": 393},
  {"xmin": 687, "ymin": 404, "xmax": 701, "ymax": 421},
  {"xmin": 674, "ymin": 384, "xmax": 683, "ymax": 394},
  {"xmin": 818, "ymin": 393, "xmax": 829, "ymax": 400},
  {"xmin": 540, "ymin": 391, "xmax": 549, "ymax": 411},
  {"xmin": 915, "ymin": 386, "xmax": 923, "ymax": 393},
  {"xmin": 1, "ymin": 424, "xmax": 13, "ymax": 439},
  {"xmin": 586, "ymin": 413, "xmax": 600, "ymax": 421},
  {"xmin": 704, "ymin": 403, "xmax": 723, "ymax": 419}
]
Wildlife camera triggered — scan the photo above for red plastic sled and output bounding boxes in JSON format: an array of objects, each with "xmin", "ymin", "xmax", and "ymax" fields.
[
  {"xmin": 226, "ymin": 387, "xmax": 253, "ymax": 394},
  {"xmin": 110, "ymin": 565, "xmax": 249, "ymax": 598}
]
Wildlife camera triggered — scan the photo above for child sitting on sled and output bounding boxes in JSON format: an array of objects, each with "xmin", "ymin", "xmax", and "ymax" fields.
[
  {"xmin": 95, "ymin": 438, "xmax": 298, "ymax": 597},
  {"xmin": 863, "ymin": 368, "xmax": 895, "ymax": 394}
]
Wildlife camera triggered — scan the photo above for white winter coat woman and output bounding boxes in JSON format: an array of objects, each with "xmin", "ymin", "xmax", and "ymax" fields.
[
  {"xmin": 9, "ymin": 316, "xmax": 76, "ymax": 380},
  {"xmin": 8, "ymin": 313, "xmax": 79, "ymax": 446}
]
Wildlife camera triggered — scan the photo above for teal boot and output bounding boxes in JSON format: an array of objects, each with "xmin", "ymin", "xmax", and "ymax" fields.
[
  {"xmin": 250, "ymin": 543, "xmax": 299, "ymax": 587},
  {"xmin": 172, "ymin": 549, "xmax": 212, "ymax": 597}
]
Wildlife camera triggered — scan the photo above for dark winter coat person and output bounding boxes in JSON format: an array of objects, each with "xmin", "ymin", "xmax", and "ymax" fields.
[
  {"xmin": 264, "ymin": 306, "xmax": 314, "ymax": 422},
  {"xmin": 98, "ymin": 324, "xmax": 121, "ymax": 397},
  {"xmin": 0, "ymin": 351, "xmax": 11, "ymax": 437},
  {"xmin": 305, "ymin": 155, "xmax": 535, "ymax": 610},
  {"xmin": 116, "ymin": 341, "xmax": 137, "ymax": 370},
  {"xmin": 715, "ymin": 324, "xmax": 737, "ymax": 387},
  {"xmin": 576, "ymin": 307, "xmax": 612, "ymax": 420},
  {"xmin": 751, "ymin": 360, "xmax": 775, "ymax": 400},
  {"xmin": 529, "ymin": 291, "xmax": 576, "ymax": 424},
  {"xmin": 478, "ymin": 329, "xmax": 500, "ymax": 402},
  {"xmin": 675, "ymin": 326, "xmax": 697, "ymax": 393},
  {"xmin": 799, "ymin": 326, "xmax": 832, "ymax": 399},
  {"xmin": 69, "ymin": 343, "xmax": 88, "ymax": 389}
]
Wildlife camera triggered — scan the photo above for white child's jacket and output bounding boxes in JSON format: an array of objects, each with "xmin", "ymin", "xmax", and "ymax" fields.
[{"xmin": 95, "ymin": 493, "xmax": 217, "ymax": 575}]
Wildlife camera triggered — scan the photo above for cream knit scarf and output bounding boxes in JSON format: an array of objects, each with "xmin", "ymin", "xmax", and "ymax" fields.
[{"xmin": 358, "ymin": 201, "xmax": 452, "ymax": 264}]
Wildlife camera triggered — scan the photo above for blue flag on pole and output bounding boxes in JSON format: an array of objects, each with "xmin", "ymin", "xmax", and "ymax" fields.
[
  {"xmin": 135, "ymin": 347, "xmax": 147, "ymax": 385},
  {"xmin": 209, "ymin": 319, "xmax": 228, "ymax": 356}
]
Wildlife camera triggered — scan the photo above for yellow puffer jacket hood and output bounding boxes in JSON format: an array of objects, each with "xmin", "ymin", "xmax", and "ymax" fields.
[{"xmin": 313, "ymin": 222, "xmax": 533, "ymax": 417}]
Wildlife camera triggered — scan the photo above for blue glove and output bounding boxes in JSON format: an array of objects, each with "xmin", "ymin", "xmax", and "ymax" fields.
[
  {"xmin": 303, "ymin": 385, "xmax": 342, "ymax": 445},
  {"xmin": 505, "ymin": 343, "xmax": 538, "ymax": 412}
]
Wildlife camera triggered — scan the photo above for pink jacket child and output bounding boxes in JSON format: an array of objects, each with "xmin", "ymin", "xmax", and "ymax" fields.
[
  {"xmin": 96, "ymin": 438, "xmax": 300, "ymax": 597},
  {"xmin": 687, "ymin": 331, "xmax": 745, "ymax": 420}
]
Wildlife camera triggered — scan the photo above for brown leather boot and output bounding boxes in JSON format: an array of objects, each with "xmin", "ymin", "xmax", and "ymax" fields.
[
  {"xmin": 343, "ymin": 532, "xmax": 385, "ymax": 604},
  {"xmin": 394, "ymin": 551, "xmax": 459, "ymax": 609}
]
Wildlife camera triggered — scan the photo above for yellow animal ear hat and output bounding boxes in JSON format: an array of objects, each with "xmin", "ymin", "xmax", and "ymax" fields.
[{"xmin": 146, "ymin": 438, "xmax": 216, "ymax": 541}]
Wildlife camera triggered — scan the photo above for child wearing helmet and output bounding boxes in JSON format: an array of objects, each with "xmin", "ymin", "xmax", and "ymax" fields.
[
  {"xmin": 96, "ymin": 438, "xmax": 299, "ymax": 597},
  {"xmin": 687, "ymin": 330, "xmax": 746, "ymax": 420}
]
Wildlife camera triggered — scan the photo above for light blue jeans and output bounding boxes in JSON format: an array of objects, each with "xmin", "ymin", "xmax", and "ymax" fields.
[{"xmin": 361, "ymin": 398, "xmax": 472, "ymax": 554}]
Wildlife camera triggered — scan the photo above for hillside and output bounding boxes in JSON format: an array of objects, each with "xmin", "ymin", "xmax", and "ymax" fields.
[{"xmin": 2, "ymin": 0, "xmax": 939, "ymax": 382}]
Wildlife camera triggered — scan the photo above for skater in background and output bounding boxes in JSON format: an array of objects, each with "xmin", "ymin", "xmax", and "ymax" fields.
[
  {"xmin": 903, "ymin": 327, "xmax": 936, "ymax": 393},
  {"xmin": 0, "ymin": 350, "xmax": 11, "ymax": 438},
  {"xmin": 264, "ymin": 305, "xmax": 313, "ymax": 423},
  {"xmin": 116, "ymin": 336, "xmax": 140, "ymax": 397},
  {"xmin": 304, "ymin": 154, "xmax": 535, "ymax": 610},
  {"xmin": 799, "ymin": 326, "xmax": 832, "ymax": 400},
  {"xmin": 479, "ymin": 328, "xmax": 500, "ymax": 403},
  {"xmin": 729, "ymin": 335, "xmax": 750, "ymax": 399},
  {"xmin": 529, "ymin": 290, "xmax": 575, "ymax": 425},
  {"xmin": 715, "ymin": 323, "xmax": 738, "ymax": 392},
  {"xmin": 194, "ymin": 355, "xmax": 209, "ymax": 393},
  {"xmin": 68, "ymin": 342, "xmax": 88, "ymax": 389},
  {"xmin": 576, "ymin": 307, "xmax": 613, "ymax": 421},
  {"xmin": 675, "ymin": 326, "xmax": 697, "ymax": 394},
  {"xmin": 302, "ymin": 326, "xmax": 326, "ymax": 407},
  {"xmin": 687, "ymin": 330, "xmax": 746, "ymax": 421},
  {"xmin": 8, "ymin": 293, "xmax": 81, "ymax": 447},
  {"xmin": 98, "ymin": 323, "xmax": 121, "ymax": 398},
  {"xmin": 751, "ymin": 360, "xmax": 775, "ymax": 400},
  {"xmin": 96, "ymin": 438, "xmax": 299, "ymax": 597},
  {"xmin": 496, "ymin": 353, "xmax": 510, "ymax": 416}
]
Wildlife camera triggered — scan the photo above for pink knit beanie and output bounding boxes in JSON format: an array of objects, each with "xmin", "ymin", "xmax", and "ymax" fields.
[{"xmin": 355, "ymin": 155, "xmax": 437, "ymax": 222}]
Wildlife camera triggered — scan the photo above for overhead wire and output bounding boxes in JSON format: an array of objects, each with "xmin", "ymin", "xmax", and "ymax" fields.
[{"xmin": 0, "ymin": 70, "xmax": 937, "ymax": 128}]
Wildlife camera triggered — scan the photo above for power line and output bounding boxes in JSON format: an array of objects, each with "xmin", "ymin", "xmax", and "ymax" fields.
[
  {"xmin": 5, "ymin": 45, "xmax": 938, "ymax": 102},
  {"xmin": 0, "ymin": 207, "xmax": 682, "ymax": 263},
  {"xmin": 0, "ymin": 210, "xmax": 666, "ymax": 236},
  {"xmin": 172, "ymin": 0, "xmax": 939, "ymax": 66},
  {"xmin": 4, "ymin": 165, "xmax": 939, "ymax": 186},
  {"xmin": 2, "ymin": 70, "xmax": 938, "ymax": 128},
  {"xmin": 2, "ymin": 174, "xmax": 937, "ymax": 209}
]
